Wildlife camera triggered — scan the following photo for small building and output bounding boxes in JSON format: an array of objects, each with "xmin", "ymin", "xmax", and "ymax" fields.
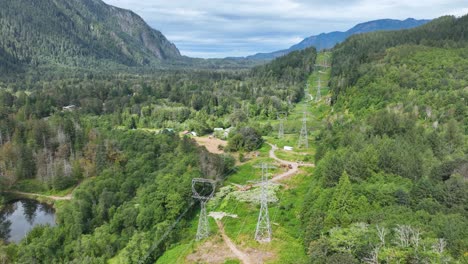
[
  {"xmin": 182, "ymin": 130, "xmax": 191, "ymax": 135},
  {"xmin": 62, "ymin": 105, "xmax": 76, "ymax": 111},
  {"xmin": 284, "ymin": 146, "xmax": 293, "ymax": 151},
  {"xmin": 190, "ymin": 131, "xmax": 198, "ymax": 137}
]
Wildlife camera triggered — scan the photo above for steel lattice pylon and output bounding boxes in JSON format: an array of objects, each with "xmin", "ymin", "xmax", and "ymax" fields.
[
  {"xmin": 255, "ymin": 163, "xmax": 272, "ymax": 243},
  {"xmin": 277, "ymin": 112, "xmax": 287, "ymax": 139},
  {"xmin": 196, "ymin": 201, "xmax": 209, "ymax": 240},
  {"xmin": 316, "ymin": 76, "xmax": 322, "ymax": 102},
  {"xmin": 192, "ymin": 178, "xmax": 216, "ymax": 240},
  {"xmin": 298, "ymin": 111, "xmax": 308, "ymax": 149}
]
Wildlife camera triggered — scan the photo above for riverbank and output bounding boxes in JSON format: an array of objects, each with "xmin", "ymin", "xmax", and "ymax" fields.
[{"xmin": 1, "ymin": 190, "xmax": 71, "ymax": 206}]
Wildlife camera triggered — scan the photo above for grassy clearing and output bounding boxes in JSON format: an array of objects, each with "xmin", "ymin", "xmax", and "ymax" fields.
[
  {"xmin": 224, "ymin": 156, "xmax": 279, "ymax": 185},
  {"xmin": 214, "ymin": 170, "xmax": 314, "ymax": 264},
  {"xmin": 274, "ymin": 149, "xmax": 314, "ymax": 162},
  {"xmin": 156, "ymin": 241, "xmax": 196, "ymax": 264}
]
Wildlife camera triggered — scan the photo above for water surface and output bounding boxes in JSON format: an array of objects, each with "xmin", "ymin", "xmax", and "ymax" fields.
[{"xmin": 0, "ymin": 199, "xmax": 56, "ymax": 243}]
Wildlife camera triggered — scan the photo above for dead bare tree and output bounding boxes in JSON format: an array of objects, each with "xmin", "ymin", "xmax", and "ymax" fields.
[
  {"xmin": 410, "ymin": 228, "xmax": 422, "ymax": 250},
  {"xmin": 432, "ymin": 238, "xmax": 447, "ymax": 254},
  {"xmin": 376, "ymin": 225, "xmax": 387, "ymax": 247},
  {"xmin": 394, "ymin": 225, "xmax": 412, "ymax": 248}
]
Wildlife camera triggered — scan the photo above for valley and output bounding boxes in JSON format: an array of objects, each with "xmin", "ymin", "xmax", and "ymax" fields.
[
  {"xmin": 154, "ymin": 53, "xmax": 332, "ymax": 264},
  {"xmin": 0, "ymin": 0, "xmax": 467, "ymax": 263}
]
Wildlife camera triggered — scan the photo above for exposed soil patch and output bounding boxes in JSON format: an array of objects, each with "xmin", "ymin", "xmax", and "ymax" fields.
[
  {"xmin": 216, "ymin": 220, "xmax": 253, "ymax": 264},
  {"xmin": 186, "ymin": 236, "xmax": 238, "ymax": 264},
  {"xmin": 193, "ymin": 136, "xmax": 227, "ymax": 154},
  {"xmin": 244, "ymin": 248, "xmax": 276, "ymax": 264}
]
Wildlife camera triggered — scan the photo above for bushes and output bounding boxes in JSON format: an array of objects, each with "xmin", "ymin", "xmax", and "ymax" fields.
[{"xmin": 225, "ymin": 126, "xmax": 263, "ymax": 152}]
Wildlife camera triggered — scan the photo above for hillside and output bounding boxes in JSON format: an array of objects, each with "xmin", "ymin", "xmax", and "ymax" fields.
[
  {"xmin": 247, "ymin": 18, "xmax": 430, "ymax": 60},
  {"xmin": 330, "ymin": 15, "xmax": 468, "ymax": 101},
  {"xmin": 0, "ymin": 0, "xmax": 181, "ymax": 71},
  {"xmin": 302, "ymin": 15, "xmax": 468, "ymax": 263}
]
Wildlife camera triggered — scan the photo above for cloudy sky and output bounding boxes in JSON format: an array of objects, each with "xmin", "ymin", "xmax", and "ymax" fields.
[{"xmin": 103, "ymin": 0, "xmax": 467, "ymax": 58}]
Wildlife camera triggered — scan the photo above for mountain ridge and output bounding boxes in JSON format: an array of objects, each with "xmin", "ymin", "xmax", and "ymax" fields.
[
  {"xmin": 0, "ymin": 0, "xmax": 181, "ymax": 70},
  {"xmin": 245, "ymin": 18, "xmax": 431, "ymax": 60}
]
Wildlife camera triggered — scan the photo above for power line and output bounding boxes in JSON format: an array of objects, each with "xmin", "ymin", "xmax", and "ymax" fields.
[
  {"xmin": 139, "ymin": 135, "xmax": 265, "ymax": 263},
  {"xmin": 138, "ymin": 201, "xmax": 195, "ymax": 264},
  {"xmin": 298, "ymin": 110, "xmax": 308, "ymax": 149}
]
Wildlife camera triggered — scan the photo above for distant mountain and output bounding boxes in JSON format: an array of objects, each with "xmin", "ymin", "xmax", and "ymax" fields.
[
  {"xmin": 0, "ymin": 0, "xmax": 181, "ymax": 71},
  {"xmin": 246, "ymin": 18, "xmax": 431, "ymax": 60}
]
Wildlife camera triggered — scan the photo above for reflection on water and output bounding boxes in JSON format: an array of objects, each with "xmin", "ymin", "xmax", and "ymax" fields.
[{"xmin": 0, "ymin": 199, "xmax": 56, "ymax": 243}]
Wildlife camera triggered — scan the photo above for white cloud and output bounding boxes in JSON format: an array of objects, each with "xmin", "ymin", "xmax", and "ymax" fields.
[{"xmin": 103, "ymin": 0, "xmax": 468, "ymax": 58}]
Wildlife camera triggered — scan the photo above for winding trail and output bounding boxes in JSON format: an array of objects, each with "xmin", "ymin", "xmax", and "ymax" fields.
[
  {"xmin": 267, "ymin": 143, "xmax": 314, "ymax": 183},
  {"xmin": 203, "ymin": 142, "xmax": 316, "ymax": 262},
  {"xmin": 3, "ymin": 190, "xmax": 72, "ymax": 201},
  {"xmin": 2, "ymin": 180, "xmax": 88, "ymax": 201},
  {"xmin": 215, "ymin": 220, "xmax": 253, "ymax": 264}
]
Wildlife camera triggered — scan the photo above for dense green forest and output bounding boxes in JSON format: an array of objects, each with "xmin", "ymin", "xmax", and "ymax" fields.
[
  {"xmin": 0, "ymin": 47, "xmax": 315, "ymax": 131},
  {"xmin": 1, "ymin": 129, "xmax": 234, "ymax": 263},
  {"xmin": 302, "ymin": 15, "xmax": 467, "ymax": 263}
]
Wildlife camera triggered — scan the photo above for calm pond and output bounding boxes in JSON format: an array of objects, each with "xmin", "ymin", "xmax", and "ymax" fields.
[{"xmin": 0, "ymin": 199, "xmax": 56, "ymax": 243}]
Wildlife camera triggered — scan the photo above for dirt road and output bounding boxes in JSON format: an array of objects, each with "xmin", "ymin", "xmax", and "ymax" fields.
[
  {"xmin": 215, "ymin": 220, "xmax": 253, "ymax": 264},
  {"xmin": 4, "ymin": 190, "xmax": 72, "ymax": 201},
  {"xmin": 266, "ymin": 143, "xmax": 314, "ymax": 183}
]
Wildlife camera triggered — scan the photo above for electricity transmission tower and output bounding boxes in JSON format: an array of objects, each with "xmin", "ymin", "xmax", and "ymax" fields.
[
  {"xmin": 192, "ymin": 178, "xmax": 216, "ymax": 240},
  {"xmin": 277, "ymin": 112, "xmax": 287, "ymax": 138},
  {"xmin": 316, "ymin": 76, "xmax": 322, "ymax": 102},
  {"xmin": 298, "ymin": 111, "xmax": 308, "ymax": 149},
  {"xmin": 254, "ymin": 163, "xmax": 274, "ymax": 243},
  {"xmin": 314, "ymin": 53, "xmax": 331, "ymax": 69}
]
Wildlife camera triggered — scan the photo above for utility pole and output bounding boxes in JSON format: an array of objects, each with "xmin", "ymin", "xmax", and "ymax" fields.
[
  {"xmin": 192, "ymin": 178, "xmax": 216, "ymax": 240},
  {"xmin": 277, "ymin": 112, "xmax": 287, "ymax": 139},
  {"xmin": 298, "ymin": 110, "xmax": 308, "ymax": 149},
  {"xmin": 254, "ymin": 163, "xmax": 274, "ymax": 243}
]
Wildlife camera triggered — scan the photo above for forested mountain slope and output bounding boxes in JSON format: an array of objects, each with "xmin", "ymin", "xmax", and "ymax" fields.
[
  {"xmin": 0, "ymin": 0, "xmax": 181, "ymax": 72},
  {"xmin": 330, "ymin": 15, "xmax": 468, "ymax": 102},
  {"xmin": 302, "ymin": 15, "xmax": 468, "ymax": 263}
]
